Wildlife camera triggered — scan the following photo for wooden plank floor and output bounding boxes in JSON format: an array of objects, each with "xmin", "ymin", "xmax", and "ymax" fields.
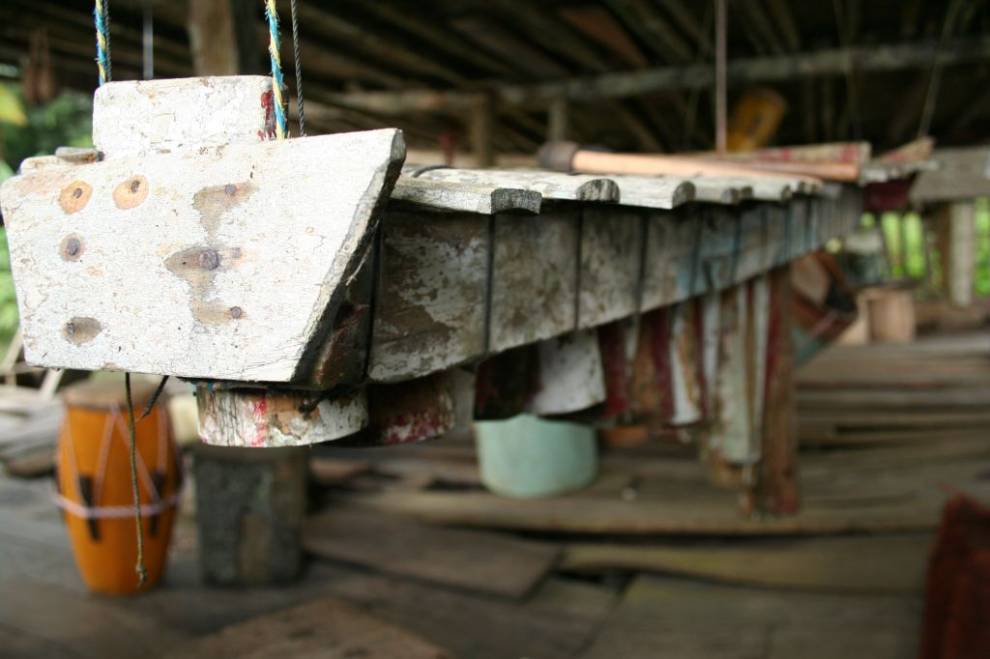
[{"xmin": 3, "ymin": 331, "xmax": 990, "ymax": 657}]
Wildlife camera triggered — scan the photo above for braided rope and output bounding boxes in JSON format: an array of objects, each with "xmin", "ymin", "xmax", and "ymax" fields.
[
  {"xmin": 93, "ymin": 0, "xmax": 112, "ymax": 85},
  {"xmin": 290, "ymin": 0, "xmax": 305, "ymax": 136},
  {"xmin": 264, "ymin": 0, "xmax": 289, "ymax": 139}
]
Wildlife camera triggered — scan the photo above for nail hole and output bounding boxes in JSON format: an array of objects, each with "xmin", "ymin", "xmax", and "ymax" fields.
[
  {"xmin": 60, "ymin": 235, "xmax": 84, "ymax": 261},
  {"xmin": 199, "ymin": 249, "xmax": 220, "ymax": 270}
]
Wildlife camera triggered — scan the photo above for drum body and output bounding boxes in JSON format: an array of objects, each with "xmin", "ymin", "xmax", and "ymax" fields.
[{"xmin": 55, "ymin": 379, "xmax": 180, "ymax": 594}]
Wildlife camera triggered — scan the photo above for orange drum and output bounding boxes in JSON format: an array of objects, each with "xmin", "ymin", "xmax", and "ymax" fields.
[{"xmin": 55, "ymin": 378, "xmax": 181, "ymax": 595}]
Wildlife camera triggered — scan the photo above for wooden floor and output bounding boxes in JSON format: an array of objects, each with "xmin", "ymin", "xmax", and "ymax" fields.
[{"xmin": 3, "ymin": 331, "xmax": 990, "ymax": 658}]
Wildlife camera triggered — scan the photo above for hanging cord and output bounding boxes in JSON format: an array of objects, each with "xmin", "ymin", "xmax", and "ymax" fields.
[
  {"xmin": 124, "ymin": 373, "xmax": 148, "ymax": 586},
  {"xmin": 93, "ymin": 0, "xmax": 146, "ymax": 586},
  {"xmin": 918, "ymin": 0, "xmax": 964, "ymax": 138},
  {"xmin": 93, "ymin": 0, "xmax": 112, "ymax": 84},
  {"xmin": 140, "ymin": 375, "xmax": 169, "ymax": 420},
  {"xmin": 264, "ymin": 0, "xmax": 289, "ymax": 139},
  {"xmin": 289, "ymin": 0, "xmax": 305, "ymax": 136},
  {"xmin": 142, "ymin": 0, "xmax": 153, "ymax": 80}
]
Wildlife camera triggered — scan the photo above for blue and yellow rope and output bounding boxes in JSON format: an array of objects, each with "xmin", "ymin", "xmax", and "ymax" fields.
[
  {"xmin": 264, "ymin": 0, "xmax": 289, "ymax": 140},
  {"xmin": 93, "ymin": 0, "xmax": 112, "ymax": 85}
]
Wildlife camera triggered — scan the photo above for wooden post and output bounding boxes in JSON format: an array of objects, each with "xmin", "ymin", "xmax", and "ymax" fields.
[
  {"xmin": 187, "ymin": 0, "xmax": 261, "ymax": 76},
  {"xmin": 469, "ymin": 93, "xmax": 495, "ymax": 168},
  {"xmin": 758, "ymin": 265, "xmax": 800, "ymax": 515},
  {"xmin": 548, "ymin": 97, "xmax": 569, "ymax": 142},
  {"xmin": 714, "ymin": 0, "xmax": 728, "ymax": 155},
  {"xmin": 936, "ymin": 201, "xmax": 976, "ymax": 307}
]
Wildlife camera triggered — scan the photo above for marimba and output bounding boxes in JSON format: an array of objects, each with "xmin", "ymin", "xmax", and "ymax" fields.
[{"xmin": 0, "ymin": 76, "xmax": 919, "ymax": 513}]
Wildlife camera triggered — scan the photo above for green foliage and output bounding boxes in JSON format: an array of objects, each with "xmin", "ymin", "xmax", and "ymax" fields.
[
  {"xmin": 880, "ymin": 212, "xmax": 926, "ymax": 281},
  {"xmin": 975, "ymin": 198, "xmax": 990, "ymax": 296},
  {"xmin": 878, "ymin": 200, "xmax": 990, "ymax": 297},
  {"xmin": 0, "ymin": 83, "xmax": 93, "ymax": 171}
]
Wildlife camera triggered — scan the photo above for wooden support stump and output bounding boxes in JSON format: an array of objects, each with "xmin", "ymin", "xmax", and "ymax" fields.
[
  {"xmin": 193, "ymin": 444, "xmax": 307, "ymax": 585},
  {"xmin": 935, "ymin": 201, "xmax": 976, "ymax": 308}
]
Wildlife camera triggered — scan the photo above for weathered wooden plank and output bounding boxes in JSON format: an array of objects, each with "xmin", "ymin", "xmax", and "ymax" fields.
[
  {"xmin": 318, "ymin": 565, "xmax": 616, "ymax": 659},
  {"xmin": 561, "ymin": 534, "xmax": 931, "ymax": 593},
  {"xmin": 407, "ymin": 167, "xmax": 621, "ymax": 202},
  {"xmin": 92, "ymin": 76, "xmax": 275, "ymax": 158},
  {"xmin": 705, "ymin": 176, "xmax": 791, "ymax": 201},
  {"xmin": 349, "ymin": 486, "xmax": 951, "ymax": 535},
  {"xmin": 303, "ymin": 509, "xmax": 559, "ymax": 599},
  {"xmin": 697, "ymin": 205, "xmax": 741, "ymax": 294},
  {"xmin": 599, "ymin": 174, "xmax": 696, "ymax": 208},
  {"xmin": 0, "ymin": 579, "xmax": 189, "ymax": 658},
  {"xmin": 369, "ymin": 211, "xmax": 488, "ymax": 381},
  {"xmin": 581, "ymin": 576, "xmax": 922, "ymax": 659},
  {"xmin": 734, "ymin": 203, "xmax": 769, "ymax": 282},
  {"xmin": 640, "ymin": 207, "xmax": 700, "ymax": 310},
  {"xmin": 489, "ymin": 208, "xmax": 579, "ymax": 352},
  {"xmin": 175, "ymin": 597, "xmax": 452, "ymax": 659},
  {"xmin": 392, "ymin": 176, "xmax": 541, "ymax": 214},
  {"xmin": 578, "ymin": 206, "xmax": 644, "ymax": 327},
  {"xmin": 0, "ymin": 129, "xmax": 405, "ymax": 382},
  {"xmin": 909, "ymin": 146, "xmax": 990, "ymax": 203}
]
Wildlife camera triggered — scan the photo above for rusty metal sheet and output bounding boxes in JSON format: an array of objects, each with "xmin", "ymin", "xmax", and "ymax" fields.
[
  {"xmin": 669, "ymin": 300, "xmax": 705, "ymax": 427},
  {"xmin": 629, "ymin": 307, "xmax": 674, "ymax": 428},
  {"xmin": 473, "ymin": 345, "xmax": 540, "ymax": 421},
  {"xmin": 309, "ymin": 247, "xmax": 375, "ymax": 388},
  {"xmin": 598, "ymin": 318, "xmax": 638, "ymax": 419},
  {"xmin": 709, "ymin": 285, "xmax": 756, "ymax": 465},
  {"xmin": 363, "ymin": 372, "xmax": 457, "ymax": 445},
  {"xmin": 527, "ymin": 329, "xmax": 606, "ymax": 415}
]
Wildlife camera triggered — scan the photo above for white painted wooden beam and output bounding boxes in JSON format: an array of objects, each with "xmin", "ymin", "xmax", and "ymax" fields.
[
  {"xmin": 1, "ymin": 129, "xmax": 405, "ymax": 382},
  {"xmin": 92, "ymin": 76, "xmax": 275, "ymax": 158}
]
